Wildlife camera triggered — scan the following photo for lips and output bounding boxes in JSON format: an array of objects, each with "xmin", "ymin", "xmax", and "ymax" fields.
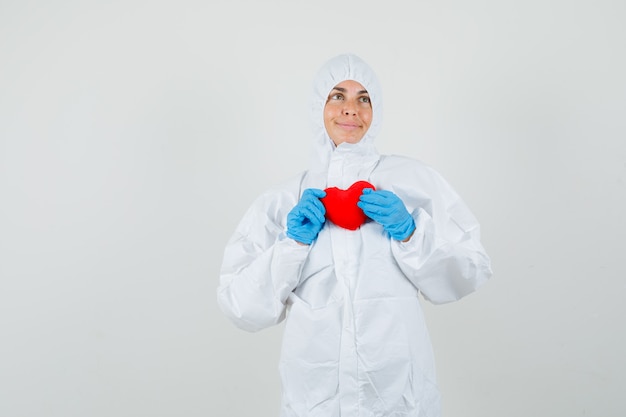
[{"xmin": 336, "ymin": 121, "xmax": 360, "ymax": 130}]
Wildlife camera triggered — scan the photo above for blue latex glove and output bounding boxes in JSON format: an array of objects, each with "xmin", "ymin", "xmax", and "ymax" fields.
[
  {"xmin": 286, "ymin": 188, "xmax": 327, "ymax": 245},
  {"xmin": 357, "ymin": 188, "xmax": 416, "ymax": 241}
]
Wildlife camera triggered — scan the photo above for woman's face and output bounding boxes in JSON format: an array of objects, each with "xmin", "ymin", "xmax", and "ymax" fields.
[{"xmin": 323, "ymin": 80, "xmax": 373, "ymax": 146}]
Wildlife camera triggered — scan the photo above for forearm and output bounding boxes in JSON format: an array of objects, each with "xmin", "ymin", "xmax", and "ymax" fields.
[
  {"xmin": 217, "ymin": 236, "xmax": 310, "ymax": 332},
  {"xmin": 392, "ymin": 208, "xmax": 492, "ymax": 303}
]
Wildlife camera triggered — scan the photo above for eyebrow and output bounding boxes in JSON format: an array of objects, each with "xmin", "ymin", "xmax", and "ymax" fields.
[{"xmin": 332, "ymin": 87, "xmax": 369, "ymax": 95}]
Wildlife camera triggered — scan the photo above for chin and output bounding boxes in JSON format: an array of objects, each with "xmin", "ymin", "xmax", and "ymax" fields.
[
  {"xmin": 330, "ymin": 132, "xmax": 365, "ymax": 146},
  {"xmin": 339, "ymin": 136, "xmax": 364, "ymax": 145},
  {"xmin": 345, "ymin": 137, "xmax": 363, "ymax": 144}
]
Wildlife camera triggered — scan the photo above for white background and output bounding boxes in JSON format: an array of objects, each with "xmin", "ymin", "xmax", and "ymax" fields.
[{"xmin": 1, "ymin": 0, "xmax": 625, "ymax": 416}]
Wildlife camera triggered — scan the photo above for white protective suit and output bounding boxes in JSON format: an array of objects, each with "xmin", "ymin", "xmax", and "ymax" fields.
[{"xmin": 217, "ymin": 54, "xmax": 492, "ymax": 417}]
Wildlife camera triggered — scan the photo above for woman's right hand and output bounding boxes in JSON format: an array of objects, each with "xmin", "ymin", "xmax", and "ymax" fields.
[{"xmin": 286, "ymin": 188, "xmax": 327, "ymax": 245}]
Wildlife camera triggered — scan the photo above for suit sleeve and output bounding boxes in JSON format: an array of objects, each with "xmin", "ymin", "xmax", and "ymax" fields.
[
  {"xmin": 391, "ymin": 171, "xmax": 493, "ymax": 304},
  {"xmin": 217, "ymin": 192, "xmax": 310, "ymax": 332}
]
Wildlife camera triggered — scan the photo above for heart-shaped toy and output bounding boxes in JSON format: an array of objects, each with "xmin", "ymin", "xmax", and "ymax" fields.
[{"xmin": 321, "ymin": 181, "xmax": 376, "ymax": 230}]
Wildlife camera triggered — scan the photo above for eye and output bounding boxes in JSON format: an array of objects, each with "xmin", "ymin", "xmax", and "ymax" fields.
[
  {"xmin": 329, "ymin": 93, "xmax": 344, "ymax": 101},
  {"xmin": 359, "ymin": 96, "xmax": 371, "ymax": 103}
]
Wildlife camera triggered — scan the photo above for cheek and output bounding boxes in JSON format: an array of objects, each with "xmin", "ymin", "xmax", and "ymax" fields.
[
  {"xmin": 362, "ymin": 109, "xmax": 373, "ymax": 127},
  {"xmin": 323, "ymin": 106, "xmax": 336, "ymax": 125}
]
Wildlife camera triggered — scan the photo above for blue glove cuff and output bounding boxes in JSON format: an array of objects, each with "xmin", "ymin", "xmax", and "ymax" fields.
[
  {"xmin": 286, "ymin": 229, "xmax": 314, "ymax": 245},
  {"xmin": 387, "ymin": 215, "xmax": 416, "ymax": 241}
]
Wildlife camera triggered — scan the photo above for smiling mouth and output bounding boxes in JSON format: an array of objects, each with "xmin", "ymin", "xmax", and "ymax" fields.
[{"xmin": 337, "ymin": 122, "xmax": 360, "ymax": 130}]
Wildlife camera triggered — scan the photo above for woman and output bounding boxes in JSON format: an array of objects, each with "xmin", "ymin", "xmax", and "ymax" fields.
[{"xmin": 217, "ymin": 54, "xmax": 492, "ymax": 417}]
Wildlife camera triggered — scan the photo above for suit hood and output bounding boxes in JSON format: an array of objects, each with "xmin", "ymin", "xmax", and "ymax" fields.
[{"xmin": 309, "ymin": 54, "xmax": 383, "ymax": 173}]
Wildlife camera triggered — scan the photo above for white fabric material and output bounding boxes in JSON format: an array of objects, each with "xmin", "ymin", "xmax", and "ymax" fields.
[{"xmin": 217, "ymin": 54, "xmax": 493, "ymax": 417}]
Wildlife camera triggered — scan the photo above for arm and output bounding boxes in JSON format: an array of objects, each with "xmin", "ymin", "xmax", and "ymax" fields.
[
  {"xmin": 391, "ymin": 174, "xmax": 492, "ymax": 304},
  {"xmin": 217, "ymin": 192, "xmax": 310, "ymax": 332}
]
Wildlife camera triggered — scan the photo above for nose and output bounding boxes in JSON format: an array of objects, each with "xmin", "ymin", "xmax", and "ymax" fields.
[{"xmin": 343, "ymin": 100, "xmax": 357, "ymax": 116}]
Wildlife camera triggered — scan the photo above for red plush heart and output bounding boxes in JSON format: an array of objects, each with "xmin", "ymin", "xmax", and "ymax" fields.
[{"xmin": 321, "ymin": 181, "xmax": 376, "ymax": 230}]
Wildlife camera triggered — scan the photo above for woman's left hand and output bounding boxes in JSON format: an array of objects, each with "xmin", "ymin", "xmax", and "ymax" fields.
[{"xmin": 357, "ymin": 189, "xmax": 416, "ymax": 241}]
